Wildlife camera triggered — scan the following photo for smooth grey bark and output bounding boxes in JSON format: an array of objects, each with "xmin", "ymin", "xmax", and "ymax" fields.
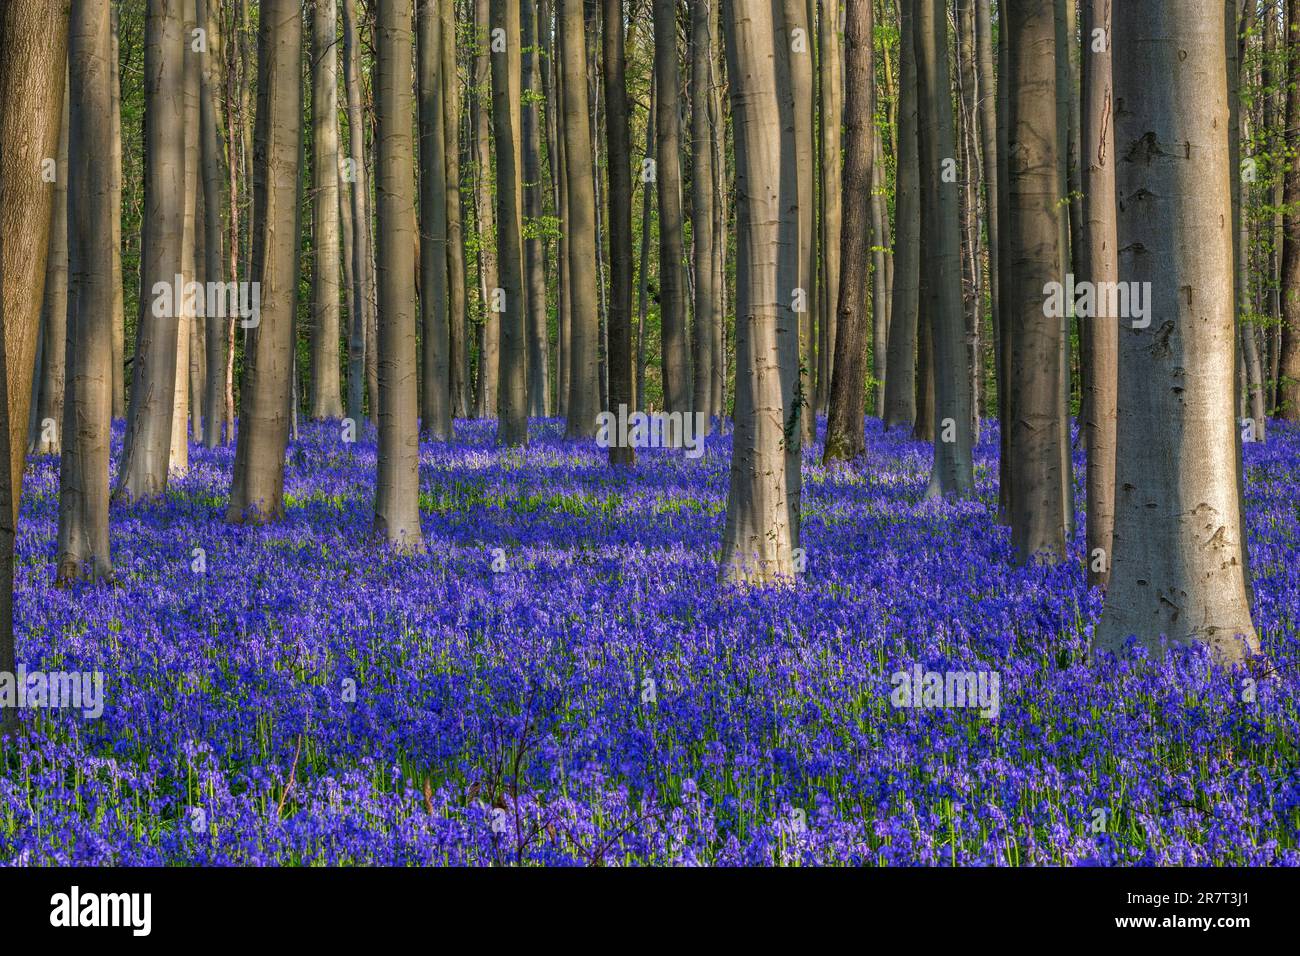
[
  {"xmin": 227, "ymin": 0, "xmax": 301, "ymax": 524},
  {"xmin": 603, "ymin": 0, "xmax": 635, "ymax": 464},
  {"xmin": 343, "ymin": 0, "xmax": 373, "ymax": 423},
  {"xmin": 310, "ymin": 0, "xmax": 344, "ymax": 419},
  {"xmin": 200, "ymin": 0, "xmax": 227, "ymax": 448},
  {"xmin": 974, "ymin": 0, "xmax": 999, "ymax": 434},
  {"xmin": 441, "ymin": 0, "xmax": 470, "ymax": 418},
  {"xmin": 1053, "ymin": 0, "xmax": 1076, "ymax": 537},
  {"xmin": 1280, "ymin": 0, "xmax": 1300, "ymax": 420},
  {"xmin": 417, "ymin": 0, "xmax": 452, "ymax": 440},
  {"xmin": 168, "ymin": 0, "xmax": 199, "ymax": 479},
  {"xmin": 883, "ymin": 0, "xmax": 919, "ymax": 431},
  {"xmin": 816, "ymin": 0, "xmax": 843, "ymax": 418},
  {"xmin": 636, "ymin": 70, "xmax": 655, "ymax": 413},
  {"xmin": 560, "ymin": 0, "xmax": 600, "ymax": 438},
  {"xmin": 783, "ymin": 0, "xmax": 815, "ymax": 445},
  {"xmin": 59, "ymin": 0, "xmax": 115, "ymax": 586},
  {"xmin": 824, "ymin": 0, "xmax": 873, "ymax": 465},
  {"xmin": 913, "ymin": 0, "xmax": 974, "ymax": 497},
  {"xmin": 1005, "ymin": 0, "xmax": 1066, "ymax": 561},
  {"xmin": 654, "ymin": 0, "xmax": 690, "ymax": 414},
  {"xmin": 373, "ymin": 0, "xmax": 425, "ymax": 551},
  {"xmin": 719, "ymin": 0, "xmax": 800, "ymax": 585},
  {"xmin": 522, "ymin": 0, "xmax": 550, "ymax": 417},
  {"xmin": 472, "ymin": 0, "xmax": 499, "ymax": 418},
  {"xmin": 1080, "ymin": 0, "xmax": 1117, "ymax": 587},
  {"xmin": 491, "ymin": 0, "xmax": 528, "ymax": 445},
  {"xmin": 1095, "ymin": 0, "xmax": 1259, "ymax": 664},
  {"xmin": 110, "ymin": 5, "xmax": 126, "ymax": 419},
  {"xmin": 0, "ymin": 0, "xmax": 69, "ymax": 736},
  {"xmin": 32, "ymin": 88, "xmax": 68, "ymax": 458},
  {"xmin": 117, "ymin": 0, "xmax": 184, "ymax": 502},
  {"xmin": 870, "ymin": 123, "xmax": 889, "ymax": 418},
  {"xmin": 691, "ymin": 0, "xmax": 717, "ymax": 421}
]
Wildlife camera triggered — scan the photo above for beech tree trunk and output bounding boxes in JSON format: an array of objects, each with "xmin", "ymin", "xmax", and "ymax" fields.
[
  {"xmin": 1096, "ymin": 0, "xmax": 1259, "ymax": 664},
  {"xmin": 373, "ymin": 0, "xmax": 426, "ymax": 551},
  {"xmin": 883, "ymin": 0, "xmax": 919, "ymax": 431},
  {"xmin": 441, "ymin": 0, "xmax": 471, "ymax": 419},
  {"xmin": 117, "ymin": 0, "xmax": 185, "ymax": 502},
  {"xmin": 522, "ymin": 0, "xmax": 550, "ymax": 417},
  {"xmin": 1080, "ymin": 0, "xmax": 1117, "ymax": 586},
  {"xmin": 1280, "ymin": 0, "xmax": 1300, "ymax": 419},
  {"xmin": 227, "ymin": 0, "xmax": 301, "ymax": 524},
  {"xmin": 719, "ymin": 0, "xmax": 800, "ymax": 585},
  {"xmin": 473, "ymin": 0, "xmax": 499, "ymax": 418},
  {"xmin": 1006, "ymin": 0, "xmax": 1066, "ymax": 561},
  {"xmin": 824, "ymin": 0, "xmax": 873, "ymax": 464},
  {"xmin": 914, "ymin": 0, "xmax": 974, "ymax": 496},
  {"xmin": 32, "ymin": 89, "xmax": 68, "ymax": 458},
  {"xmin": 691, "ymin": 0, "xmax": 717, "ymax": 422},
  {"xmin": 59, "ymin": 0, "xmax": 116, "ymax": 585},
  {"xmin": 343, "ymin": 0, "xmax": 373, "ymax": 423},
  {"xmin": 604, "ymin": 0, "xmax": 635, "ymax": 463},
  {"xmin": 491, "ymin": 0, "xmax": 528, "ymax": 445},
  {"xmin": 310, "ymin": 0, "xmax": 344, "ymax": 419},
  {"xmin": 418, "ymin": 0, "xmax": 452, "ymax": 439},
  {"xmin": 654, "ymin": 0, "xmax": 690, "ymax": 414},
  {"xmin": 560, "ymin": 0, "xmax": 600, "ymax": 438}
]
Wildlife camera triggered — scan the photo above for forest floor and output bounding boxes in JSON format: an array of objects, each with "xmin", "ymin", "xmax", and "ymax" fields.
[{"xmin": 3, "ymin": 416, "xmax": 1298, "ymax": 864}]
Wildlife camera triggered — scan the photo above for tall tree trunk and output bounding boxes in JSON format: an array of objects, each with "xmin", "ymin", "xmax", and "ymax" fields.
[
  {"xmin": 913, "ymin": 0, "xmax": 974, "ymax": 497},
  {"xmin": 311, "ymin": 0, "xmax": 344, "ymax": 419},
  {"xmin": 522, "ymin": 0, "xmax": 550, "ymax": 417},
  {"xmin": 995, "ymin": 0, "xmax": 1012, "ymax": 521},
  {"xmin": 690, "ymin": 0, "xmax": 717, "ymax": 421},
  {"xmin": 117, "ymin": 0, "xmax": 184, "ymax": 502},
  {"xmin": 200, "ymin": 0, "xmax": 228, "ymax": 449},
  {"xmin": 59, "ymin": 0, "xmax": 115, "ymax": 586},
  {"xmin": 227, "ymin": 0, "xmax": 301, "ymax": 523},
  {"xmin": 1096, "ymin": 0, "xmax": 1259, "ymax": 664},
  {"xmin": 0, "ymin": 0, "xmax": 69, "ymax": 736},
  {"xmin": 784, "ymin": 0, "xmax": 816, "ymax": 445},
  {"xmin": 975, "ymin": 0, "xmax": 999, "ymax": 439},
  {"xmin": 32, "ymin": 88, "xmax": 69, "ymax": 458},
  {"xmin": 442, "ymin": 0, "xmax": 471, "ymax": 419},
  {"xmin": 169, "ymin": 0, "xmax": 200, "ymax": 479},
  {"xmin": 817, "ymin": 0, "xmax": 843, "ymax": 420},
  {"xmin": 343, "ymin": 0, "xmax": 373, "ymax": 422},
  {"xmin": 418, "ymin": 0, "xmax": 453, "ymax": 439},
  {"xmin": 604, "ymin": 0, "xmax": 635, "ymax": 463},
  {"xmin": 373, "ymin": 0, "xmax": 426, "ymax": 550},
  {"xmin": 1053, "ymin": 0, "xmax": 1076, "ymax": 537},
  {"xmin": 560, "ymin": 0, "xmax": 599, "ymax": 437},
  {"xmin": 884, "ymin": 0, "xmax": 919, "ymax": 431},
  {"xmin": 110, "ymin": 5, "xmax": 126, "ymax": 419},
  {"xmin": 1280, "ymin": 0, "xmax": 1300, "ymax": 420},
  {"xmin": 636, "ymin": 69, "xmax": 655, "ymax": 413},
  {"xmin": 491, "ymin": 0, "xmax": 527, "ymax": 444},
  {"xmin": 654, "ymin": 0, "xmax": 690, "ymax": 414},
  {"xmin": 1080, "ymin": 0, "xmax": 1117, "ymax": 587},
  {"xmin": 1005, "ymin": 0, "xmax": 1066, "ymax": 560},
  {"xmin": 869, "ymin": 123, "xmax": 889, "ymax": 417},
  {"xmin": 824, "ymin": 0, "xmax": 873, "ymax": 464},
  {"xmin": 719, "ymin": 0, "xmax": 800, "ymax": 585},
  {"xmin": 473, "ymin": 0, "xmax": 499, "ymax": 418}
]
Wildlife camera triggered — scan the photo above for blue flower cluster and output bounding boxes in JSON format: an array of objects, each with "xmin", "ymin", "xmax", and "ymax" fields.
[{"xmin": 2, "ymin": 416, "xmax": 1296, "ymax": 865}]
